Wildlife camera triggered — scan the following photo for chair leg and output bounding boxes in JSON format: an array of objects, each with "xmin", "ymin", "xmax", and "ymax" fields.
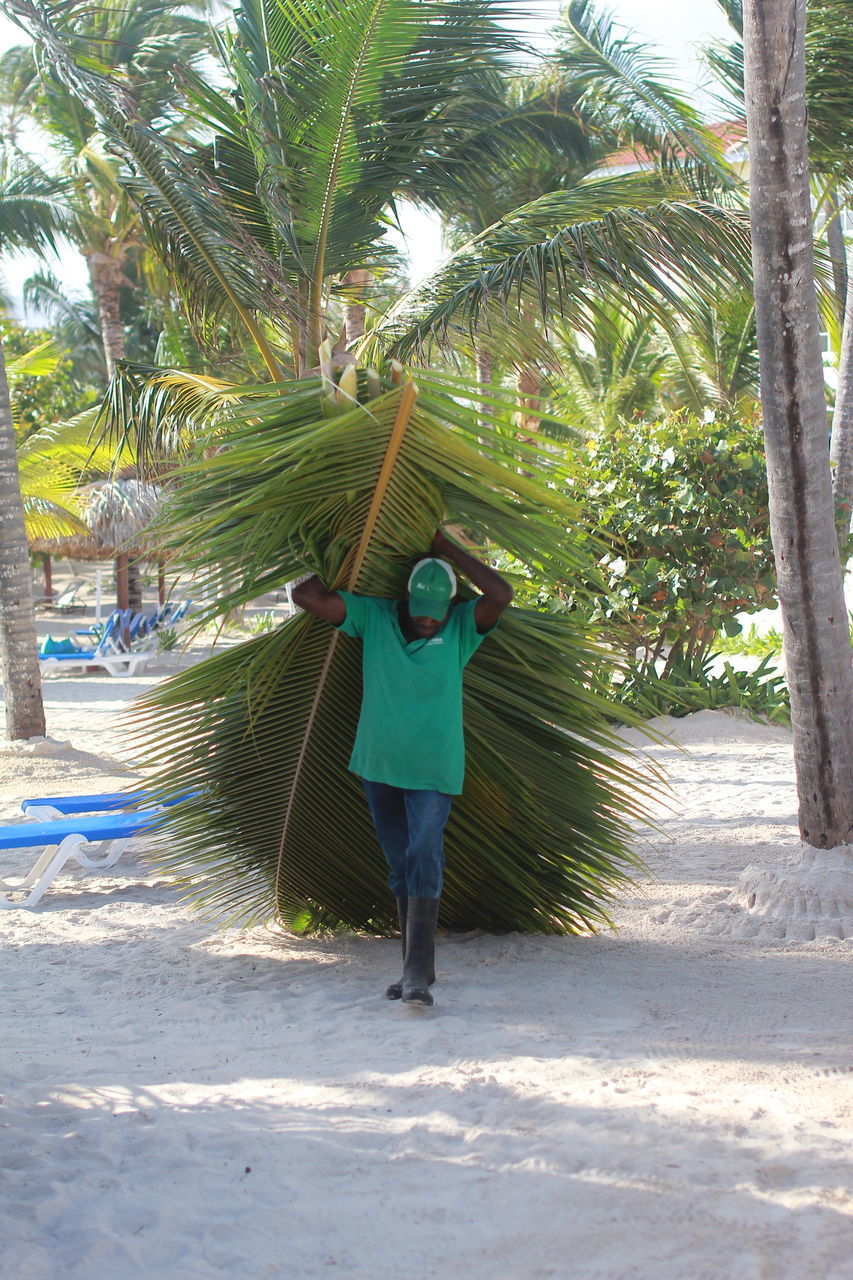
[{"xmin": 0, "ymin": 834, "xmax": 86, "ymax": 909}]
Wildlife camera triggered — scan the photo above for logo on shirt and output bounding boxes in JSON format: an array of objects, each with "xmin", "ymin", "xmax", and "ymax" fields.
[{"xmin": 426, "ymin": 637, "xmax": 445, "ymax": 646}]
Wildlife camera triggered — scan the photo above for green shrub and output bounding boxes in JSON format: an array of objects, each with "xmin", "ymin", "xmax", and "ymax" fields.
[
  {"xmin": 714, "ymin": 622, "xmax": 784, "ymax": 657},
  {"xmin": 607, "ymin": 651, "xmax": 790, "ymax": 725},
  {"xmin": 565, "ymin": 409, "xmax": 776, "ymax": 673}
]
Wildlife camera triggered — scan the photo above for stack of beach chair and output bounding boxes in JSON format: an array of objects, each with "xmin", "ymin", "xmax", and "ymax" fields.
[{"xmin": 38, "ymin": 599, "xmax": 192, "ymax": 677}]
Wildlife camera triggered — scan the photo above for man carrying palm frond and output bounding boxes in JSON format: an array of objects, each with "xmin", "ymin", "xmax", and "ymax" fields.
[{"xmin": 292, "ymin": 529, "xmax": 513, "ymax": 1007}]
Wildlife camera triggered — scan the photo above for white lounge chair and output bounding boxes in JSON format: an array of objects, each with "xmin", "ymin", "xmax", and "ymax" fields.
[
  {"xmin": 39, "ymin": 611, "xmax": 154, "ymax": 678},
  {"xmin": 0, "ymin": 808, "xmax": 166, "ymax": 908}
]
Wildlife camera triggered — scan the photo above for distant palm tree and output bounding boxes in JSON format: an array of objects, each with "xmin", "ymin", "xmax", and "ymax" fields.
[{"xmin": 0, "ymin": 0, "xmax": 210, "ymax": 376}]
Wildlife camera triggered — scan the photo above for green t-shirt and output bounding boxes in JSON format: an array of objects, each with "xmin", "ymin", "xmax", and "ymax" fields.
[{"xmin": 335, "ymin": 593, "xmax": 494, "ymax": 794}]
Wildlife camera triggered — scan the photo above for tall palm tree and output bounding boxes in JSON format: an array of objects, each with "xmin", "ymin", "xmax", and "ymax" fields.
[
  {"xmin": 0, "ymin": 0, "xmax": 211, "ymax": 377},
  {"xmin": 742, "ymin": 0, "xmax": 853, "ymax": 848},
  {"xmin": 0, "ymin": 158, "xmax": 74, "ymax": 739},
  {"xmin": 707, "ymin": 0, "xmax": 853, "ymax": 543},
  {"xmin": 0, "ymin": 341, "xmax": 46, "ymax": 739}
]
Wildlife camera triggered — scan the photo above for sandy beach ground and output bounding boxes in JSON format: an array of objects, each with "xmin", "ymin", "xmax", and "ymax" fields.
[{"xmin": 1, "ymin": 643, "xmax": 851, "ymax": 1279}]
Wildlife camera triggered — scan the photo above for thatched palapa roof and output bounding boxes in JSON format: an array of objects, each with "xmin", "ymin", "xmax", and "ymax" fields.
[{"xmin": 29, "ymin": 478, "xmax": 162, "ymax": 561}]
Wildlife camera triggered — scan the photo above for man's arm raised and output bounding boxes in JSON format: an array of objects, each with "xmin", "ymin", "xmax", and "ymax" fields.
[
  {"xmin": 431, "ymin": 529, "xmax": 513, "ymax": 631},
  {"xmin": 290, "ymin": 575, "xmax": 347, "ymax": 626}
]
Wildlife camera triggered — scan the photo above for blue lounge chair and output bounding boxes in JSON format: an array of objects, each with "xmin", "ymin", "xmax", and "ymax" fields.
[
  {"xmin": 39, "ymin": 611, "xmax": 154, "ymax": 677},
  {"xmin": 0, "ymin": 809, "xmax": 166, "ymax": 909},
  {"xmin": 21, "ymin": 789, "xmax": 198, "ymax": 819}
]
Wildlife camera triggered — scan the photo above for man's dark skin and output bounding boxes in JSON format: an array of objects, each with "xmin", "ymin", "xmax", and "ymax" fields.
[{"xmin": 292, "ymin": 528, "xmax": 513, "ymax": 634}]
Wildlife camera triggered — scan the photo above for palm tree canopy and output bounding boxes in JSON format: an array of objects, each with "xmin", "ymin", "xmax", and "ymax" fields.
[
  {"xmin": 367, "ymin": 175, "xmax": 753, "ymax": 363},
  {"xmin": 6, "ymin": 0, "xmax": 753, "ymax": 380},
  {"xmin": 554, "ymin": 0, "xmax": 732, "ymax": 191},
  {"xmin": 0, "ymin": 0, "xmax": 210, "ymax": 147}
]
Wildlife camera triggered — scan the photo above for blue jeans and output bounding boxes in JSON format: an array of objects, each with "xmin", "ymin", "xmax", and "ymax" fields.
[{"xmin": 361, "ymin": 780, "xmax": 453, "ymax": 899}]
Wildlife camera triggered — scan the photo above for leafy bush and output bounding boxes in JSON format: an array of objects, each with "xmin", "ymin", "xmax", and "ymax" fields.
[
  {"xmin": 607, "ymin": 651, "xmax": 790, "ymax": 725},
  {"xmin": 714, "ymin": 622, "xmax": 784, "ymax": 657},
  {"xmin": 565, "ymin": 409, "xmax": 776, "ymax": 673}
]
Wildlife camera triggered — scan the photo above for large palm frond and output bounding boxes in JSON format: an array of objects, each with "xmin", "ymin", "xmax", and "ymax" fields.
[
  {"xmin": 4, "ymin": 0, "xmax": 291, "ymax": 378},
  {"xmin": 554, "ymin": 0, "xmax": 732, "ymax": 193},
  {"xmin": 366, "ymin": 174, "xmax": 753, "ymax": 362},
  {"xmin": 129, "ymin": 370, "xmax": 649, "ymax": 934}
]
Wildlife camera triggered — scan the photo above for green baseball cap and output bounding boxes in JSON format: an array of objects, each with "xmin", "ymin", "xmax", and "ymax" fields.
[{"xmin": 406, "ymin": 557, "xmax": 457, "ymax": 619}]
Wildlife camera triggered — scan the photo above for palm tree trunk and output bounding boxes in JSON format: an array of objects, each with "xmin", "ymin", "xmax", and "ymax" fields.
[
  {"xmin": 128, "ymin": 558, "xmax": 143, "ymax": 612},
  {"xmin": 115, "ymin": 552, "xmax": 129, "ymax": 612},
  {"xmin": 87, "ymin": 251, "xmax": 126, "ymax": 381},
  {"xmin": 515, "ymin": 364, "xmax": 541, "ymax": 441},
  {"xmin": 830, "ymin": 245, "xmax": 853, "ymax": 546},
  {"xmin": 343, "ymin": 268, "xmax": 370, "ymax": 346},
  {"xmin": 825, "ymin": 188, "xmax": 848, "ymax": 322},
  {"xmin": 743, "ymin": 0, "xmax": 853, "ymax": 848},
  {"xmin": 0, "ymin": 340, "xmax": 46, "ymax": 740}
]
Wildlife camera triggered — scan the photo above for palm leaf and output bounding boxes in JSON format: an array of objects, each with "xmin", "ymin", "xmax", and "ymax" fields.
[
  {"xmin": 4, "ymin": 0, "xmax": 291, "ymax": 377},
  {"xmin": 128, "ymin": 369, "xmax": 650, "ymax": 933},
  {"xmin": 0, "ymin": 149, "xmax": 75, "ymax": 252},
  {"xmin": 24, "ymin": 405, "xmax": 136, "ymax": 474},
  {"xmin": 367, "ymin": 176, "xmax": 754, "ymax": 361},
  {"xmin": 556, "ymin": 0, "xmax": 733, "ymax": 193},
  {"xmin": 4, "ymin": 337, "xmax": 64, "ymax": 384},
  {"xmin": 97, "ymin": 363, "xmax": 264, "ymax": 474},
  {"xmin": 16, "ymin": 443, "xmax": 87, "ymax": 540}
]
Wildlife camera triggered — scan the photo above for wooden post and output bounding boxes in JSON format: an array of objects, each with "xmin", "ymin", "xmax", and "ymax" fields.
[{"xmin": 115, "ymin": 552, "xmax": 129, "ymax": 611}]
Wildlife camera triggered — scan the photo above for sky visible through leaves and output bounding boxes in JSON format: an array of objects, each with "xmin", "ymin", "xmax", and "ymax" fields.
[{"xmin": 0, "ymin": 0, "xmax": 733, "ymax": 319}]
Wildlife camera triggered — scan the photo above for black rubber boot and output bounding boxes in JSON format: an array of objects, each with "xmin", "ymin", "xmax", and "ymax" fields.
[
  {"xmin": 401, "ymin": 897, "xmax": 440, "ymax": 1006},
  {"xmin": 384, "ymin": 897, "xmax": 408, "ymax": 1000},
  {"xmin": 386, "ymin": 897, "xmax": 438, "ymax": 999}
]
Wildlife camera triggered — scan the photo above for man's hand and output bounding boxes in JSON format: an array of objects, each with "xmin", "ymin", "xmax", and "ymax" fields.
[
  {"xmin": 290, "ymin": 575, "xmax": 347, "ymax": 625},
  {"xmin": 430, "ymin": 528, "xmax": 454, "ymax": 557},
  {"xmin": 430, "ymin": 527, "xmax": 513, "ymax": 631}
]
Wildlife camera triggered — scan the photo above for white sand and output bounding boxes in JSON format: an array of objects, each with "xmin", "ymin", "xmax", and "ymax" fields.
[{"xmin": 0, "ymin": 670, "xmax": 851, "ymax": 1280}]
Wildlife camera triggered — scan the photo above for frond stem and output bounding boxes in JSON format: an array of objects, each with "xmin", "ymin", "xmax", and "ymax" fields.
[
  {"xmin": 271, "ymin": 378, "xmax": 418, "ymax": 917},
  {"xmin": 308, "ymin": 0, "xmax": 386, "ymax": 361}
]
